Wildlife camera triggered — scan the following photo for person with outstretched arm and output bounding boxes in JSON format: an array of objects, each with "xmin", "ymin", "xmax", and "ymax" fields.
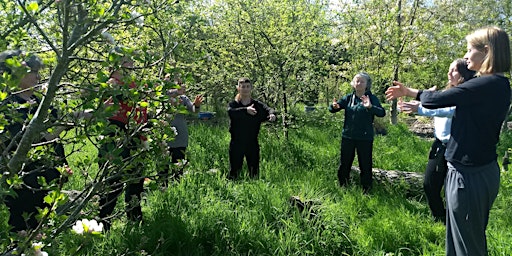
[
  {"xmin": 398, "ymin": 58, "xmax": 475, "ymax": 224},
  {"xmin": 386, "ymin": 26, "xmax": 511, "ymax": 256}
]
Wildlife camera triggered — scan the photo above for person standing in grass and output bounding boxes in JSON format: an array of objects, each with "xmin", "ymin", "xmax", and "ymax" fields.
[
  {"xmin": 329, "ymin": 72, "xmax": 386, "ymax": 193},
  {"xmin": 97, "ymin": 50, "xmax": 148, "ymax": 230},
  {"xmin": 0, "ymin": 50, "xmax": 69, "ymax": 232},
  {"xmin": 159, "ymin": 76, "xmax": 203, "ymax": 185},
  {"xmin": 386, "ymin": 26, "xmax": 510, "ymax": 256},
  {"xmin": 398, "ymin": 59, "xmax": 475, "ymax": 224},
  {"xmin": 227, "ymin": 77, "xmax": 276, "ymax": 180}
]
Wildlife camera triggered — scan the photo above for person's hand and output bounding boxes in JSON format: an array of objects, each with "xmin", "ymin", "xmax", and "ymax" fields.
[
  {"xmin": 385, "ymin": 81, "xmax": 408, "ymax": 101},
  {"xmin": 193, "ymin": 95, "xmax": 203, "ymax": 107},
  {"xmin": 332, "ymin": 98, "xmax": 340, "ymax": 109},
  {"xmin": 399, "ymin": 100, "xmax": 420, "ymax": 114},
  {"xmin": 247, "ymin": 104, "xmax": 257, "ymax": 115},
  {"xmin": 268, "ymin": 113, "xmax": 276, "ymax": 122},
  {"xmin": 361, "ymin": 95, "xmax": 372, "ymax": 108}
]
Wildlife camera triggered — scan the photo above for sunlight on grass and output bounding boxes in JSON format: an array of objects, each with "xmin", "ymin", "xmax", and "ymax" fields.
[{"xmin": 4, "ymin": 108, "xmax": 512, "ymax": 255}]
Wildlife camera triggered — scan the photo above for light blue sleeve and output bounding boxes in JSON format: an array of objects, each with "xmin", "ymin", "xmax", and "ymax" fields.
[{"xmin": 417, "ymin": 104, "xmax": 455, "ymax": 117}]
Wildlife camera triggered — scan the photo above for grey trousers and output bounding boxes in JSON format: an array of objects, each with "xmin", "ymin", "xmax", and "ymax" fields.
[{"xmin": 445, "ymin": 161, "xmax": 500, "ymax": 256}]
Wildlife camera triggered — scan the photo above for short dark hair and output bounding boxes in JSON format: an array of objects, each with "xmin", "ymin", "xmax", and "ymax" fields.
[
  {"xmin": 454, "ymin": 58, "xmax": 476, "ymax": 83},
  {"xmin": 238, "ymin": 77, "xmax": 251, "ymax": 84}
]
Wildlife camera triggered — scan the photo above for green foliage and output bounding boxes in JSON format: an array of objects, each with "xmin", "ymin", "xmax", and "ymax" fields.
[
  {"xmin": 374, "ymin": 122, "xmax": 430, "ymax": 172},
  {"xmin": 4, "ymin": 109, "xmax": 512, "ymax": 254},
  {"xmin": 2, "ymin": 0, "xmax": 512, "ymax": 255}
]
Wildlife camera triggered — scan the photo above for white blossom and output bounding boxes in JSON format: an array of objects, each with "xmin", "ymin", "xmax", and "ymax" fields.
[
  {"xmin": 72, "ymin": 219, "xmax": 104, "ymax": 235},
  {"xmin": 20, "ymin": 242, "xmax": 49, "ymax": 256},
  {"xmin": 171, "ymin": 126, "xmax": 178, "ymax": 136}
]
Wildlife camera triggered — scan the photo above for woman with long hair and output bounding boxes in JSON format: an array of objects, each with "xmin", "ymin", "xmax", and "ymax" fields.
[{"xmin": 386, "ymin": 26, "xmax": 511, "ymax": 255}]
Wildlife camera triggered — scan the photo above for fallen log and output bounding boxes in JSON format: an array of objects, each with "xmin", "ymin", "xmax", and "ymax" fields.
[{"xmin": 351, "ymin": 166, "xmax": 424, "ymax": 197}]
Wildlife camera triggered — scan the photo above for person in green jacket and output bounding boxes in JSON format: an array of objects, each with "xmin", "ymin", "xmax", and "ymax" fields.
[{"xmin": 329, "ymin": 72, "xmax": 386, "ymax": 193}]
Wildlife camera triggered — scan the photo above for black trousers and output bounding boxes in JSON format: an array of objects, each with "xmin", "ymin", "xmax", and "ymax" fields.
[
  {"xmin": 337, "ymin": 138, "xmax": 373, "ymax": 191},
  {"xmin": 159, "ymin": 147, "xmax": 186, "ymax": 185},
  {"xmin": 169, "ymin": 147, "xmax": 186, "ymax": 163},
  {"xmin": 98, "ymin": 122, "xmax": 144, "ymax": 229},
  {"xmin": 423, "ymin": 138, "xmax": 448, "ymax": 222},
  {"xmin": 4, "ymin": 166, "xmax": 61, "ymax": 232},
  {"xmin": 228, "ymin": 140, "xmax": 260, "ymax": 179},
  {"xmin": 5, "ymin": 163, "xmax": 60, "ymax": 232}
]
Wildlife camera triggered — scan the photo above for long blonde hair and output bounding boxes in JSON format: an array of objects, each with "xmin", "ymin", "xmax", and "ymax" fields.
[{"xmin": 465, "ymin": 26, "xmax": 511, "ymax": 74}]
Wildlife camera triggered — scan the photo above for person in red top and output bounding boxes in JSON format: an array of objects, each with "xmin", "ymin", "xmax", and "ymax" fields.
[{"xmin": 97, "ymin": 53, "xmax": 148, "ymax": 230}]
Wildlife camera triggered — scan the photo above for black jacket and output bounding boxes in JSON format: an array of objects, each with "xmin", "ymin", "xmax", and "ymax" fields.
[
  {"xmin": 329, "ymin": 91, "xmax": 386, "ymax": 140},
  {"xmin": 228, "ymin": 99, "xmax": 274, "ymax": 144},
  {"xmin": 2, "ymin": 94, "xmax": 67, "ymax": 188},
  {"xmin": 418, "ymin": 74, "xmax": 511, "ymax": 166}
]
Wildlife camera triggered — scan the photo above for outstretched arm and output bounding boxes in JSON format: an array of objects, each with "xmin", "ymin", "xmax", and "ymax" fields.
[
  {"xmin": 385, "ymin": 81, "xmax": 420, "ymax": 101},
  {"xmin": 329, "ymin": 97, "xmax": 348, "ymax": 113}
]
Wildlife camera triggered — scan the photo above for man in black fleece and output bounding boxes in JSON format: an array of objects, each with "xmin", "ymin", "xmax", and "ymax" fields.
[{"xmin": 227, "ymin": 78, "xmax": 276, "ymax": 180}]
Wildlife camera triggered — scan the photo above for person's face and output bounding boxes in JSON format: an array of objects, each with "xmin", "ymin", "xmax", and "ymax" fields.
[
  {"xmin": 447, "ymin": 61, "xmax": 461, "ymax": 86},
  {"xmin": 464, "ymin": 43, "xmax": 486, "ymax": 71},
  {"xmin": 19, "ymin": 70, "xmax": 40, "ymax": 90},
  {"xmin": 352, "ymin": 76, "xmax": 367, "ymax": 93},
  {"xmin": 237, "ymin": 82, "xmax": 252, "ymax": 96}
]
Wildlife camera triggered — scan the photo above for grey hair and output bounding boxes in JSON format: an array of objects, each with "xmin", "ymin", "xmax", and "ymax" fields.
[{"xmin": 351, "ymin": 72, "xmax": 372, "ymax": 92}]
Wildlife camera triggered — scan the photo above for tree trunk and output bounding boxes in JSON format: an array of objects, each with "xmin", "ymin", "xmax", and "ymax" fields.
[
  {"xmin": 8, "ymin": 57, "xmax": 70, "ymax": 172},
  {"xmin": 279, "ymin": 64, "xmax": 289, "ymax": 140},
  {"xmin": 390, "ymin": 0, "xmax": 403, "ymax": 125}
]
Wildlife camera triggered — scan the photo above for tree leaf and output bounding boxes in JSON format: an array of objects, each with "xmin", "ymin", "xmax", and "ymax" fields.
[{"xmin": 26, "ymin": 1, "xmax": 39, "ymax": 12}]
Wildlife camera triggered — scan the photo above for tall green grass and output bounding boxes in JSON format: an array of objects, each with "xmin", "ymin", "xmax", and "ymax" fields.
[{"xmin": 2, "ymin": 107, "xmax": 512, "ymax": 255}]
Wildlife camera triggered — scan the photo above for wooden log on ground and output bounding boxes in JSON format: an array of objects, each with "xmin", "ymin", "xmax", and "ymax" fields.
[{"xmin": 351, "ymin": 166, "xmax": 424, "ymax": 197}]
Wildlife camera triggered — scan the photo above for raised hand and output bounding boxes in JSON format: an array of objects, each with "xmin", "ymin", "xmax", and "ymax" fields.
[
  {"xmin": 193, "ymin": 95, "xmax": 204, "ymax": 107},
  {"xmin": 332, "ymin": 98, "xmax": 340, "ymax": 109},
  {"xmin": 247, "ymin": 104, "xmax": 257, "ymax": 115},
  {"xmin": 385, "ymin": 81, "xmax": 408, "ymax": 101},
  {"xmin": 268, "ymin": 113, "xmax": 276, "ymax": 122},
  {"xmin": 361, "ymin": 95, "xmax": 372, "ymax": 108},
  {"xmin": 398, "ymin": 100, "xmax": 420, "ymax": 114}
]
